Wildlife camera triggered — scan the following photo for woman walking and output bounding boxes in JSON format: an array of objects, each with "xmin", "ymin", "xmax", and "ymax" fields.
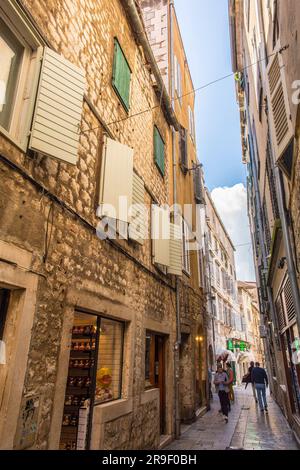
[{"xmin": 214, "ymin": 364, "xmax": 230, "ymax": 423}]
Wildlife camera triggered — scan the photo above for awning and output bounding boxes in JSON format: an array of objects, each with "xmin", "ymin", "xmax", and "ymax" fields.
[
  {"xmin": 237, "ymin": 351, "xmax": 255, "ymax": 363},
  {"xmin": 215, "ymin": 347, "xmax": 235, "ymax": 362}
]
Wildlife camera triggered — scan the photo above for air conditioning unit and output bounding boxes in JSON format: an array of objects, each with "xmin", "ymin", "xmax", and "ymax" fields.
[{"xmin": 259, "ymin": 325, "xmax": 267, "ymax": 338}]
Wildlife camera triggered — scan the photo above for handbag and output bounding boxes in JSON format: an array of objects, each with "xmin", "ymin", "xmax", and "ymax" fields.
[{"xmin": 242, "ymin": 373, "xmax": 250, "ymax": 383}]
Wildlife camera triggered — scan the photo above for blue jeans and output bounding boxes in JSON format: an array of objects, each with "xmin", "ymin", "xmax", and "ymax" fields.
[{"xmin": 255, "ymin": 383, "xmax": 267, "ymax": 410}]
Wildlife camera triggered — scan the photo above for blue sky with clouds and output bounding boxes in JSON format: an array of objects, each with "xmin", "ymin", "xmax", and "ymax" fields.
[{"xmin": 175, "ymin": 0, "xmax": 255, "ymax": 280}]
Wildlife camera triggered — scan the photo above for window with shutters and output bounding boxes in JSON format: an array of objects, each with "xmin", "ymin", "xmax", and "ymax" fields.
[
  {"xmin": 179, "ymin": 126, "xmax": 188, "ymax": 172},
  {"xmin": 112, "ymin": 38, "xmax": 131, "ymax": 112},
  {"xmin": 0, "ymin": 4, "xmax": 41, "ymax": 151},
  {"xmin": 266, "ymin": 43, "xmax": 294, "ymax": 161},
  {"xmin": 154, "ymin": 126, "xmax": 165, "ymax": 176}
]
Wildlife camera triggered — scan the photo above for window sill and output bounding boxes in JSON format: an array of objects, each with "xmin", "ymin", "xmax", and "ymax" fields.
[
  {"xmin": 0, "ymin": 127, "xmax": 27, "ymax": 154},
  {"xmin": 93, "ymin": 397, "xmax": 133, "ymax": 425}
]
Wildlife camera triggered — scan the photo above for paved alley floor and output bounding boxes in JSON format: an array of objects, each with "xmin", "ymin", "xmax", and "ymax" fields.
[{"xmin": 166, "ymin": 386, "xmax": 299, "ymax": 450}]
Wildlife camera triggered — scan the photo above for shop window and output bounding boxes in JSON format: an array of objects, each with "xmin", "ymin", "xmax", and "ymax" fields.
[
  {"xmin": 95, "ymin": 318, "xmax": 123, "ymax": 404},
  {"xmin": 60, "ymin": 312, "xmax": 124, "ymax": 451}
]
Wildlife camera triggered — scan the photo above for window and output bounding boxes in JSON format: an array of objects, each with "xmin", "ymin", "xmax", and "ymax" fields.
[
  {"xmin": 154, "ymin": 126, "xmax": 165, "ymax": 176},
  {"xmin": 0, "ymin": 3, "xmax": 85, "ymax": 163},
  {"xmin": 0, "ymin": 7, "xmax": 39, "ymax": 149},
  {"xmin": 60, "ymin": 312, "xmax": 124, "ymax": 450},
  {"xmin": 182, "ymin": 219, "xmax": 191, "ymax": 275},
  {"xmin": 188, "ymin": 106, "xmax": 195, "ymax": 141},
  {"xmin": 112, "ymin": 38, "xmax": 131, "ymax": 112},
  {"xmin": 174, "ymin": 55, "xmax": 182, "ymax": 104},
  {"xmin": 0, "ymin": 18, "xmax": 24, "ymax": 130},
  {"xmin": 96, "ymin": 318, "xmax": 124, "ymax": 404}
]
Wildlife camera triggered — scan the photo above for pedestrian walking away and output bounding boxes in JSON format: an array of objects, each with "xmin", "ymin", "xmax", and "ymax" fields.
[
  {"xmin": 226, "ymin": 362, "xmax": 234, "ymax": 411},
  {"xmin": 214, "ymin": 364, "xmax": 230, "ymax": 423},
  {"xmin": 243, "ymin": 361, "xmax": 257, "ymax": 403},
  {"xmin": 251, "ymin": 362, "xmax": 268, "ymax": 412}
]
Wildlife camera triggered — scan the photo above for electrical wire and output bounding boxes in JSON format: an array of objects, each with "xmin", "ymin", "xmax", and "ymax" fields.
[{"xmin": 80, "ymin": 46, "xmax": 288, "ymax": 135}]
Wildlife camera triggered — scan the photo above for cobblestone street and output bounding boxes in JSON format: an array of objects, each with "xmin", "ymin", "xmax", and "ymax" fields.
[{"xmin": 166, "ymin": 387, "xmax": 299, "ymax": 451}]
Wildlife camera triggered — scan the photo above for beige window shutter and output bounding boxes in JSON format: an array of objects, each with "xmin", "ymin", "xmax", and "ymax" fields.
[
  {"xmin": 167, "ymin": 223, "xmax": 182, "ymax": 276},
  {"xmin": 266, "ymin": 43, "xmax": 294, "ymax": 161},
  {"xmin": 152, "ymin": 205, "xmax": 170, "ymax": 267},
  {"xmin": 129, "ymin": 172, "xmax": 147, "ymax": 244},
  {"xmin": 99, "ymin": 136, "xmax": 133, "ymax": 222},
  {"xmin": 29, "ymin": 47, "xmax": 85, "ymax": 164}
]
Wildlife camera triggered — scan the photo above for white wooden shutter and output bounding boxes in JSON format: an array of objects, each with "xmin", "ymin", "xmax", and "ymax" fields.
[
  {"xmin": 129, "ymin": 173, "xmax": 146, "ymax": 244},
  {"xmin": 29, "ymin": 47, "xmax": 85, "ymax": 164},
  {"xmin": 152, "ymin": 205, "xmax": 170, "ymax": 267},
  {"xmin": 266, "ymin": 43, "xmax": 294, "ymax": 161},
  {"xmin": 167, "ymin": 223, "xmax": 182, "ymax": 276},
  {"xmin": 99, "ymin": 136, "xmax": 133, "ymax": 222}
]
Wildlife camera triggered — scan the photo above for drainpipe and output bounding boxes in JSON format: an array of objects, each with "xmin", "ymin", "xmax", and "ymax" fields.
[
  {"xmin": 121, "ymin": 0, "xmax": 179, "ymax": 130},
  {"xmin": 169, "ymin": 0, "xmax": 181, "ymax": 440}
]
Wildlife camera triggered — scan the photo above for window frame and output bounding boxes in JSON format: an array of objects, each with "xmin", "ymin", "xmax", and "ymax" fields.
[{"xmin": 0, "ymin": 2, "xmax": 43, "ymax": 151}]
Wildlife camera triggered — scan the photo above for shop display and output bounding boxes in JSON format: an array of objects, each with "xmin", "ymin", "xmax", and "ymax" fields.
[{"xmin": 59, "ymin": 320, "xmax": 97, "ymax": 451}]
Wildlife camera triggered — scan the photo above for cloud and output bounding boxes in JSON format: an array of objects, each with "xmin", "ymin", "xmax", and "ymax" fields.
[{"xmin": 211, "ymin": 183, "xmax": 255, "ymax": 282}]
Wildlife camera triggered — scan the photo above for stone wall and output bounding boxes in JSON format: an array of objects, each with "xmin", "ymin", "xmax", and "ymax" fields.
[{"xmin": 0, "ymin": 0, "xmax": 178, "ymax": 450}]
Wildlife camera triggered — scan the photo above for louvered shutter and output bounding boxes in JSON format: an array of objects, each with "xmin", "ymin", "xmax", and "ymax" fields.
[
  {"xmin": 112, "ymin": 39, "xmax": 131, "ymax": 111},
  {"xmin": 29, "ymin": 47, "xmax": 85, "ymax": 164},
  {"xmin": 180, "ymin": 126, "xmax": 188, "ymax": 170},
  {"xmin": 282, "ymin": 277, "xmax": 296, "ymax": 325},
  {"xmin": 167, "ymin": 223, "xmax": 182, "ymax": 276},
  {"xmin": 266, "ymin": 43, "xmax": 294, "ymax": 161},
  {"xmin": 275, "ymin": 294, "xmax": 287, "ymax": 333},
  {"xmin": 154, "ymin": 126, "xmax": 165, "ymax": 176},
  {"xmin": 152, "ymin": 205, "xmax": 170, "ymax": 267},
  {"xmin": 194, "ymin": 164, "xmax": 204, "ymax": 204},
  {"xmin": 129, "ymin": 173, "xmax": 146, "ymax": 244},
  {"xmin": 99, "ymin": 136, "xmax": 133, "ymax": 222}
]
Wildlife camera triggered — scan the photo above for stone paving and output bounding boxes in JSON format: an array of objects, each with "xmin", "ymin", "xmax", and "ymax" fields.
[{"xmin": 166, "ymin": 386, "xmax": 299, "ymax": 450}]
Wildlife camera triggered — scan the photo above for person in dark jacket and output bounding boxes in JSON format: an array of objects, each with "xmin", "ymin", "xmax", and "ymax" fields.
[{"xmin": 251, "ymin": 362, "xmax": 268, "ymax": 412}]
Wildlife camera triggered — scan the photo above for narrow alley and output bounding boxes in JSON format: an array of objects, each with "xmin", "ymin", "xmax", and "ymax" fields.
[{"xmin": 167, "ymin": 387, "xmax": 298, "ymax": 451}]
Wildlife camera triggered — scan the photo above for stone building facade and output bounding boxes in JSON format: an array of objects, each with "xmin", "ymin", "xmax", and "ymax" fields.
[
  {"xmin": 203, "ymin": 189, "xmax": 240, "ymax": 367},
  {"xmin": 229, "ymin": 0, "xmax": 300, "ymax": 443},
  {"xmin": 139, "ymin": 0, "xmax": 208, "ymax": 424},
  {"xmin": 0, "ymin": 0, "xmax": 206, "ymax": 450}
]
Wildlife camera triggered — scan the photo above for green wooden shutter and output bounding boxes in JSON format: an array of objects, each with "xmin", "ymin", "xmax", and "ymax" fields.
[
  {"xmin": 154, "ymin": 126, "xmax": 165, "ymax": 176},
  {"xmin": 112, "ymin": 39, "xmax": 131, "ymax": 111}
]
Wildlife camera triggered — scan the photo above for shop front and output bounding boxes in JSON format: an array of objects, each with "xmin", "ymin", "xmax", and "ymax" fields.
[{"xmin": 59, "ymin": 311, "xmax": 125, "ymax": 450}]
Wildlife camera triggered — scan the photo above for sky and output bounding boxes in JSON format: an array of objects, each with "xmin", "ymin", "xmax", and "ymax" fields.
[{"xmin": 175, "ymin": 0, "xmax": 255, "ymax": 281}]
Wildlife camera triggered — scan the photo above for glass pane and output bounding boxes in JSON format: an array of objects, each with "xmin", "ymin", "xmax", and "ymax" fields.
[
  {"xmin": 0, "ymin": 18, "xmax": 24, "ymax": 130},
  {"xmin": 95, "ymin": 318, "xmax": 123, "ymax": 403}
]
